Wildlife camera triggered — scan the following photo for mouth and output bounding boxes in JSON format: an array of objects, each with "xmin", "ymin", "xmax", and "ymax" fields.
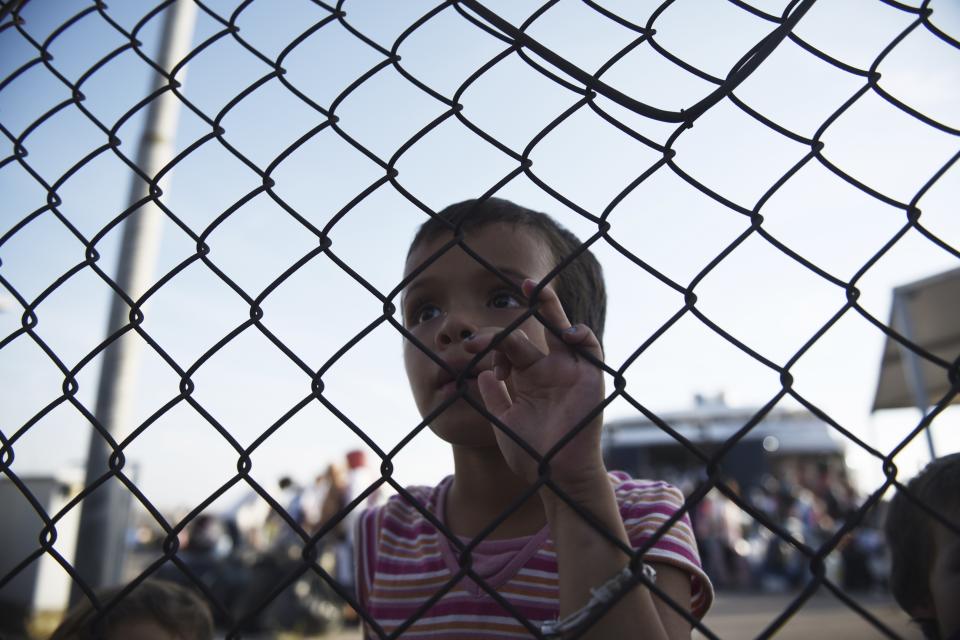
[{"xmin": 435, "ymin": 367, "xmax": 486, "ymax": 396}]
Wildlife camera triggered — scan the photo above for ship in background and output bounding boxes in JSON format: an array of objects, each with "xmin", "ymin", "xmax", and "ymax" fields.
[{"xmin": 602, "ymin": 393, "xmax": 848, "ymax": 494}]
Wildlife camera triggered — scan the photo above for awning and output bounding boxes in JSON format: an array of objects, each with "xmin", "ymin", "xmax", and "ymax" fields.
[{"xmin": 872, "ymin": 267, "xmax": 960, "ymax": 411}]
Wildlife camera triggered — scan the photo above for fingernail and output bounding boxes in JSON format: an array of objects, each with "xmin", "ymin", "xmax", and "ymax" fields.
[{"xmin": 564, "ymin": 326, "xmax": 578, "ymax": 334}]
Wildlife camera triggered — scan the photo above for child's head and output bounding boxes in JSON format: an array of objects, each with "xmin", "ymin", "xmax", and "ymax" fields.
[
  {"xmin": 49, "ymin": 578, "xmax": 213, "ymax": 640},
  {"xmin": 884, "ymin": 453, "xmax": 960, "ymax": 640},
  {"xmin": 401, "ymin": 198, "xmax": 606, "ymax": 443},
  {"xmin": 407, "ymin": 198, "xmax": 606, "ymax": 341}
]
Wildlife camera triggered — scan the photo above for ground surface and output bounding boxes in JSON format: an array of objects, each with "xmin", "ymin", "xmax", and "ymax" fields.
[
  {"xmin": 691, "ymin": 591, "xmax": 919, "ymax": 639},
  {"xmin": 303, "ymin": 590, "xmax": 920, "ymax": 639}
]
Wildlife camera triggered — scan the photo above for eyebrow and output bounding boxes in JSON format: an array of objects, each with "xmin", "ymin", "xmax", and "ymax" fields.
[{"xmin": 401, "ymin": 265, "xmax": 529, "ymax": 306}]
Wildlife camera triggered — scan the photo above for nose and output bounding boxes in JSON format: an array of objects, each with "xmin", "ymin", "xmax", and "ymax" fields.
[{"xmin": 435, "ymin": 312, "xmax": 476, "ymax": 348}]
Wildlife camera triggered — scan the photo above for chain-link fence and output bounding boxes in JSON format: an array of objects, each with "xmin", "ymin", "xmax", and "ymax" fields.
[{"xmin": 1, "ymin": 0, "xmax": 958, "ymax": 638}]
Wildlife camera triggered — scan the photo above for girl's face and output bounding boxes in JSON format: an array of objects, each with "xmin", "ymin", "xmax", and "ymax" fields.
[{"xmin": 401, "ymin": 223, "xmax": 554, "ymax": 447}]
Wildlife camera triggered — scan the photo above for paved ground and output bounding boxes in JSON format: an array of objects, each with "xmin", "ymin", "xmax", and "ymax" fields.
[
  {"xmin": 316, "ymin": 590, "xmax": 920, "ymax": 639},
  {"xmin": 691, "ymin": 591, "xmax": 920, "ymax": 639}
]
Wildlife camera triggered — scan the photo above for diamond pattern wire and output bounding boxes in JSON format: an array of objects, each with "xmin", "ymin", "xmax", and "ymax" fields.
[{"xmin": 1, "ymin": 0, "xmax": 958, "ymax": 638}]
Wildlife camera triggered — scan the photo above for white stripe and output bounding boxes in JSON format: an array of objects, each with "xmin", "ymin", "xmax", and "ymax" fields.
[
  {"xmin": 371, "ymin": 577, "xmax": 459, "ymax": 592},
  {"xmin": 381, "ymin": 529, "xmax": 439, "ymax": 547},
  {"xmin": 515, "ymin": 568, "xmax": 557, "ymax": 580},
  {"xmin": 646, "ymin": 548, "xmax": 700, "ymax": 568},
  {"xmin": 495, "ymin": 591, "xmax": 556, "ymax": 605},
  {"xmin": 620, "ymin": 498, "xmax": 686, "ymax": 511},
  {"xmin": 509, "ymin": 577, "xmax": 558, "ymax": 591},
  {"xmin": 375, "ymin": 552, "xmax": 446, "ymax": 567},
  {"xmin": 374, "ymin": 568, "xmax": 449, "ymax": 582},
  {"xmin": 377, "ymin": 538, "xmax": 441, "ymax": 555}
]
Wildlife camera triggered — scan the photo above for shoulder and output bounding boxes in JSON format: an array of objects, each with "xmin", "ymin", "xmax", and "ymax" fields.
[
  {"xmin": 605, "ymin": 470, "xmax": 689, "ymax": 536},
  {"xmin": 606, "ymin": 471, "xmax": 715, "ymax": 618},
  {"xmin": 607, "ymin": 471, "xmax": 686, "ymax": 513},
  {"xmin": 355, "ymin": 479, "xmax": 447, "ymax": 608},
  {"xmin": 605, "ymin": 471, "xmax": 689, "ymax": 541},
  {"xmin": 359, "ymin": 480, "xmax": 445, "ymax": 540}
]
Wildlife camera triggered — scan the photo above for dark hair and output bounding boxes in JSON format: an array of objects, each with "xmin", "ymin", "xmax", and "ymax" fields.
[
  {"xmin": 884, "ymin": 453, "xmax": 960, "ymax": 640},
  {"xmin": 49, "ymin": 579, "xmax": 213, "ymax": 640},
  {"xmin": 408, "ymin": 198, "xmax": 606, "ymax": 342}
]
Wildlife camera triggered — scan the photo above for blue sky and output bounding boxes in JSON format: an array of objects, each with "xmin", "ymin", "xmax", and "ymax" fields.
[{"xmin": 1, "ymin": 0, "xmax": 959, "ymax": 526}]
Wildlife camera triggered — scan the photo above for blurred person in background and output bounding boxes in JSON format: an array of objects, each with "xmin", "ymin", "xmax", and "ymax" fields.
[
  {"xmin": 261, "ymin": 475, "xmax": 305, "ymax": 550},
  {"xmin": 301, "ymin": 469, "xmax": 330, "ymax": 534},
  {"xmin": 221, "ymin": 476, "xmax": 303, "ymax": 553},
  {"xmin": 694, "ymin": 481, "xmax": 749, "ymax": 590},
  {"xmin": 319, "ymin": 463, "xmax": 348, "ymax": 532},
  {"xmin": 336, "ymin": 450, "xmax": 382, "ymax": 622}
]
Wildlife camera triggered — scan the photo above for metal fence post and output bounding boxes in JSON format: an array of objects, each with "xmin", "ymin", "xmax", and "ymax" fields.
[{"xmin": 71, "ymin": 0, "xmax": 197, "ymax": 601}]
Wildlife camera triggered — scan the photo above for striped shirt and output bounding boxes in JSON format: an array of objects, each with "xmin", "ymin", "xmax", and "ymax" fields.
[{"xmin": 356, "ymin": 472, "xmax": 713, "ymax": 638}]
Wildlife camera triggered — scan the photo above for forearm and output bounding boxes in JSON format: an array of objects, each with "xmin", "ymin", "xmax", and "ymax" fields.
[{"xmin": 541, "ymin": 472, "xmax": 670, "ymax": 640}]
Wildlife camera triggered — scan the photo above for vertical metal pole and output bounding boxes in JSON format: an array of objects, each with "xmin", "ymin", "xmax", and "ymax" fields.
[
  {"xmin": 893, "ymin": 295, "xmax": 938, "ymax": 461},
  {"xmin": 71, "ymin": 0, "xmax": 197, "ymax": 600}
]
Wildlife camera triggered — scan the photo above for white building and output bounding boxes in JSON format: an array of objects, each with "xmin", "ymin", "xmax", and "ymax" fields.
[{"xmin": 0, "ymin": 473, "xmax": 82, "ymax": 633}]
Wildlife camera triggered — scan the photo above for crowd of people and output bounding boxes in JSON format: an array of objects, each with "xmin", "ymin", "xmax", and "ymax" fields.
[
  {"xmin": 687, "ymin": 462, "xmax": 888, "ymax": 594},
  {"xmin": 226, "ymin": 449, "xmax": 382, "ymax": 561},
  {"xmin": 159, "ymin": 453, "xmax": 895, "ymax": 603},
  {"xmin": 135, "ymin": 448, "xmax": 383, "ymax": 633},
  {"xmin": 162, "ymin": 456, "xmax": 892, "ymax": 607},
  {"xmin": 127, "ymin": 451, "xmax": 944, "ymax": 635},
  {"xmin": 51, "ymin": 453, "xmax": 957, "ymax": 640}
]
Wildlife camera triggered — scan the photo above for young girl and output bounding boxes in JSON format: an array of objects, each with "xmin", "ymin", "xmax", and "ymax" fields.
[{"xmin": 356, "ymin": 198, "xmax": 713, "ymax": 638}]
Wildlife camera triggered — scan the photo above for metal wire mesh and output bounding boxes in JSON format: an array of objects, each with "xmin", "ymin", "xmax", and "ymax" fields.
[{"xmin": 1, "ymin": 0, "xmax": 958, "ymax": 638}]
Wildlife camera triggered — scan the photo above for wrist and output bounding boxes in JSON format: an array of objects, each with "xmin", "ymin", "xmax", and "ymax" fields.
[
  {"xmin": 538, "ymin": 463, "xmax": 612, "ymax": 516},
  {"xmin": 539, "ymin": 465, "xmax": 632, "ymax": 565}
]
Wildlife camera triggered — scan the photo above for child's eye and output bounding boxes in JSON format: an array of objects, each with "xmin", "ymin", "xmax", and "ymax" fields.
[
  {"xmin": 413, "ymin": 304, "xmax": 443, "ymax": 325},
  {"xmin": 489, "ymin": 291, "xmax": 522, "ymax": 309}
]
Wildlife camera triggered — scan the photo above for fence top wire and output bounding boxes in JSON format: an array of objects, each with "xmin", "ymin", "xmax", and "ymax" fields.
[{"xmin": 1, "ymin": 0, "xmax": 959, "ymax": 638}]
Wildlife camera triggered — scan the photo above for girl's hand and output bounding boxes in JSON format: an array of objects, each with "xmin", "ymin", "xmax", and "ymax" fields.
[{"xmin": 463, "ymin": 279, "xmax": 608, "ymax": 493}]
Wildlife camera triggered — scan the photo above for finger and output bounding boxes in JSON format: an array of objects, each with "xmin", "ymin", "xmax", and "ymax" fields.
[
  {"xmin": 560, "ymin": 323, "xmax": 604, "ymax": 361},
  {"xmin": 493, "ymin": 350, "xmax": 512, "ymax": 381},
  {"xmin": 477, "ymin": 369, "xmax": 511, "ymax": 417},
  {"xmin": 464, "ymin": 326, "xmax": 545, "ymax": 371},
  {"xmin": 522, "ymin": 279, "xmax": 571, "ymax": 346}
]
